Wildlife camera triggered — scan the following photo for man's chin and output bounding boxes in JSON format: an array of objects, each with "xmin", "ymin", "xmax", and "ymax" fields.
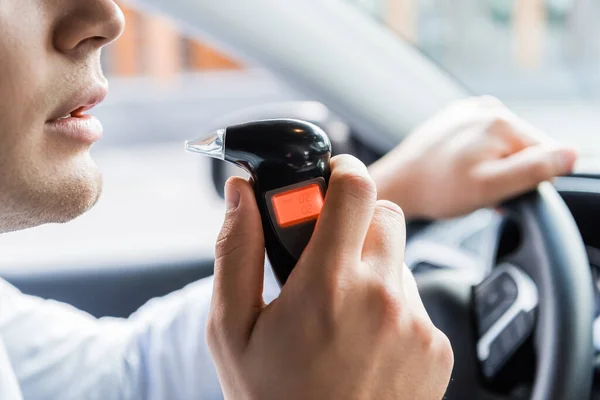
[
  {"xmin": 49, "ymin": 169, "xmax": 104, "ymax": 224},
  {"xmin": 0, "ymin": 166, "xmax": 103, "ymax": 233}
]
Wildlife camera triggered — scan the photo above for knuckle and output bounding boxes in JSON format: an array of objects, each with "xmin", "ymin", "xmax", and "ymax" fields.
[
  {"xmin": 206, "ymin": 319, "xmax": 217, "ymax": 345},
  {"xmin": 215, "ymin": 220, "xmax": 246, "ymax": 260},
  {"xmin": 366, "ymin": 281, "xmax": 403, "ymax": 328},
  {"xmin": 485, "ymin": 113, "xmax": 512, "ymax": 137},
  {"xmin": 206, "ymin": 312, "xmax": 224, "ymax": 348},
  {"xmin": 215, "ymin": 217, "xmax": 235, "ymax": 247},
  {"xmin": 433, "ymin": 329, "xmax": 455, "ymax": 373},
  {"xmin": 337, "ymin": 172, "xmax": 377, "ymax": 201},
  {"xmin": 527, "ymin": 160, "xmax": 553, "ymax": 181},
  {"xmin": 375, "ymin": 200, "xmax": 406, "ymax": 227},
  {"xmin": 409, "ymin": 316, "xmax": 435, "ymax": 348},
  {"xmin": 330, "ymin": 163, "xmax": 377, "ymax": 203}
]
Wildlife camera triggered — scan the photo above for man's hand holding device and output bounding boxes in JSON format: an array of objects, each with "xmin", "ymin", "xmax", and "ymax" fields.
[{"xmin": 187, "ymin": 120, "xmax": 453, "ymax": 399}]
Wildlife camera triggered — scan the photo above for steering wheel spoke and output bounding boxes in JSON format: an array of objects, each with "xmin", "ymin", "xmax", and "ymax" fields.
[{"xmin": 474, "ymin": 264, "xmax": 538, "ymax": 378}]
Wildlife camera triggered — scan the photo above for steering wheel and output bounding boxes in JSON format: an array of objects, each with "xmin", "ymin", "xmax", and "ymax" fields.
[{"xmin": 416, "ymin": 183, "xmax": 595, "ymax": 400}]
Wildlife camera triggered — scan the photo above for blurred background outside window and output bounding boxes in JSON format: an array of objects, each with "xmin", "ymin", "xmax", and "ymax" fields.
[
  {"xmin": 348, "ymin": 0, "xmax": 600, "ymax": 152},
  {"xmin": 350, "ymin": 0, "xmax": 600, "ymax": 101},
  {"xmin": 1, "ymin": 0, "xmax": 598, "ymax": 269}
]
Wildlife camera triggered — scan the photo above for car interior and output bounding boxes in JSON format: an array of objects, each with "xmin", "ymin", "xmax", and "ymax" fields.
[{"xmin": 2, "ymin": 0, "xmax": 600, "ymax": 399}]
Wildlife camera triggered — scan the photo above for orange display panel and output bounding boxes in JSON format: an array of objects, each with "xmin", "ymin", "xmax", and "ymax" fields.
[{"xmin": 271, "ymin": 184, "xmax": 324, "ymax": 228}]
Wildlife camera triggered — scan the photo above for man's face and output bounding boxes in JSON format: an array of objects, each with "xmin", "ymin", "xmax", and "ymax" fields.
[{"xmin": 0, "ymin": 1, "xmax": 124, "ymax": 232}]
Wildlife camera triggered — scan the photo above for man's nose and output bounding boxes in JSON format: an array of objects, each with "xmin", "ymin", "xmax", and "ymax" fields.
[{"xmin": 53, "ymin": 0, "xmax": 125, "ymax": 55}]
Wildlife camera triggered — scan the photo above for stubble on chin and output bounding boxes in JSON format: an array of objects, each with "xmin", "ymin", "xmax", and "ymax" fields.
[{"xmin": 0, "ymin": 166, "xmax": 103, "ymax": 233}]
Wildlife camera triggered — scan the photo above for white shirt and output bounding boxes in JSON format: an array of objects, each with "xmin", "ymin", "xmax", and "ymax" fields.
[{"xmin": 0, "ymin": 267, "xmax": 281, "ymax": 400}]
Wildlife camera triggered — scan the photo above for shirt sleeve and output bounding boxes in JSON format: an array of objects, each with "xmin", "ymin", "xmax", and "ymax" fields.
[
  {"xmin": 0, "ymin": 264, "xmax": 282, "ymax": 400},
  {"xmin": 0, "ymin": 258, "xmax": 279, "ymax": 400},
  {"xmin": 0, "ymin": 276, "xmax": 221, "ymax": 400},
  {"xmin": 0, "ymin": 338, "xmax": 23, "ymax": 400}
]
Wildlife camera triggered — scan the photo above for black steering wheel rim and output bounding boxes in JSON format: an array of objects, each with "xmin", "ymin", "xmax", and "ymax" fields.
[
  {"xmin": 502, "ymin": 182, "xmax": 594, "ymax": 399},
  {"xmin": 416, "ymin": 182, "xmax": 594, "ymax": 399}
]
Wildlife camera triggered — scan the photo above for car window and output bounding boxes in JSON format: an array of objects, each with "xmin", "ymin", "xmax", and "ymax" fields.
[
  {"xmin": 345, "ymin": 0, "xmax": 600, "ymax": 157},
  {"xmin": 2, "ymin": 1, "xmax": 596, "ymax": 270},
  {"xmin": 0, "ymin": 3, "xmax": 302, "ymax": 270}
]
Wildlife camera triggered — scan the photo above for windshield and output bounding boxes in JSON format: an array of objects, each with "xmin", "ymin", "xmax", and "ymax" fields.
[{"xmin": 346, "ymin": 0, "xmax": 600, "ymax": 156}]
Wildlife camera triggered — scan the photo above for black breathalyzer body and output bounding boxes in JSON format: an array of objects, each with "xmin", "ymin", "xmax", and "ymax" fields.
[{"xmin": 186, "ymin": 119, "xmax": 331, "ymax": 285}]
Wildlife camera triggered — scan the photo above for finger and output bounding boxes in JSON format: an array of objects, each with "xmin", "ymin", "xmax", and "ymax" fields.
[
  {"xmin": 508, "ymin": 118, "xmax": 555, "ymax": 147},
  {"xmin": 473, "ymin": 145, "xmax": 578, "ymax": 202},
  {"xmin": 305, "ymin": 154, "xmax": 377, "ymax": 265},
  {"xmin": 361, "ymin": 200, "xmax": 406, "ymax": 281},
  {"xmin": 496, "ymin": 116, "xmax": 559, "ymax": 150},
  {"xmin": 210, "ymin": 177, "xmax": 265, "ymax": 347},
  {"xmin": 478, "ymin": 100, "xmax": 559, "ymax": 150}
]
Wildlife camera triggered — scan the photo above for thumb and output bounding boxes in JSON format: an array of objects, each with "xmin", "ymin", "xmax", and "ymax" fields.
[
  {"xmin": 210, "ymin": 177, "xmax": 265, "ymax": 347},
  {"xmin": 474, "ymin": 145, "xmax": 578, "ymax": 202}
]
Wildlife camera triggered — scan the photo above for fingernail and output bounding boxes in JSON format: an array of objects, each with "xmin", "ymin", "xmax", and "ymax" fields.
[
  {"xmin": 225, "ymin": 184, "xmax": 241, "ymax": 211},
  {"xmin": 557, "ymin": 148, "xmax": 578, "ymax": 173}
]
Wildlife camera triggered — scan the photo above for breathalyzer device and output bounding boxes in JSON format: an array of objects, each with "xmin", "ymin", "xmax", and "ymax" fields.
[{"xmin": 186, "ymin": 119, "xmax": 331, "ymax": 285}]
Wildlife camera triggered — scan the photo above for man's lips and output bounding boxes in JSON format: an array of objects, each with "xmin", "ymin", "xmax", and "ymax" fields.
[
  {"xmin": 47, "ymin": 84, "xmax": 108, "ymax": 123},
  {"xmin": 45, "ymin": 84, "xmax": 108, "ymax": 144},
  {"xmin": 45, "ymin": 114, "xmax": 104, "ymax": 144}
]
